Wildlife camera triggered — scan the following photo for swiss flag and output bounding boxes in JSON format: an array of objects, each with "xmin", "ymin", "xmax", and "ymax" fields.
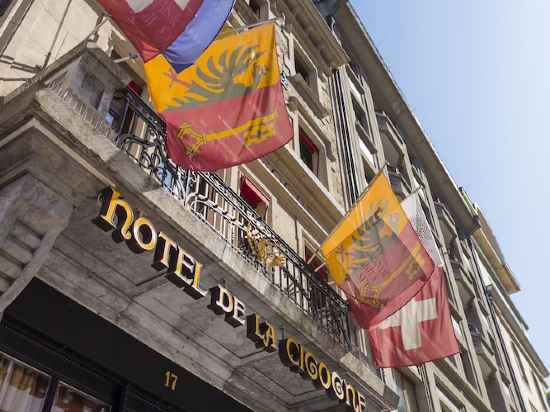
[{"xmin": 368, "ymin": 267, "xmax": 460, "ymax": 367}]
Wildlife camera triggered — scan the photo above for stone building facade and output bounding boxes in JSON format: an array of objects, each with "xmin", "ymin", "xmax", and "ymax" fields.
[{"xmin": 0, "ymin": 0, "xmax": 546, "ymax": 411}]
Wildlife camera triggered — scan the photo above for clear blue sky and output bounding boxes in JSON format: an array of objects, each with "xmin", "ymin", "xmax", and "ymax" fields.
[{"xmin": 351, "ymin": 0, "xmax": 550, "ymax": 371}]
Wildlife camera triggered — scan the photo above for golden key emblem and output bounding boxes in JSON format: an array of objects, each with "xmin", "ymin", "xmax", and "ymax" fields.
[{"xmin": 177, "ymin": 112, "xmax": 279, "ymax": 156}]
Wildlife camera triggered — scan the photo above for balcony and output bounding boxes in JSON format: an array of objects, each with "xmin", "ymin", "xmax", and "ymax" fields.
[
  {"xmin": 113, "ymin": 88, "xmax": 353, "ymax": 348},
  {"xmin": 0, "ymin": 35, "xmax": 396, "ymax": 412}
]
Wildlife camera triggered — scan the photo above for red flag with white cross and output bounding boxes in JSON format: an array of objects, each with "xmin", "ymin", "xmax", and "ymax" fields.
[{"xmin": 367, "ymin": 267, "xmax": 460, "ymax": 367}]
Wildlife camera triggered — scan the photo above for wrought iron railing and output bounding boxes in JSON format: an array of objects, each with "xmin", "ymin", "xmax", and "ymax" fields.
[{"xmin": 109, "ymin": 89, "xmax": 353, "ymax": 350}]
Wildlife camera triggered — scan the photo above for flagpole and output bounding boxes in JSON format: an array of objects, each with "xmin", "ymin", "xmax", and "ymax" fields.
[{"xmin": 85, "ymin": 15, "xmax": 110, "ymax": 42}]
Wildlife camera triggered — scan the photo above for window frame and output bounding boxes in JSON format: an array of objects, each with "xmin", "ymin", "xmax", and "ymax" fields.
[
  {"xmin": 299, "ymin": 127, "xmax": 320, "ymax": 176},
  {"xmin": 239, "ymin": 174, "xmax": 270, "ymax": 220},
  {"xmin": 292, "ymin": 44, "xmax": 319, "ymax": 95}
]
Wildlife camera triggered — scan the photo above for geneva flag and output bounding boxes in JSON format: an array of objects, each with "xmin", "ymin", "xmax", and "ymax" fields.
[
  {"xmin": 145, "ymin": 24, "xmax": 293, "ymax": 170},
  {"xmin": 321, "ymin": 173, "xmax": 436, "ymax": 328}
]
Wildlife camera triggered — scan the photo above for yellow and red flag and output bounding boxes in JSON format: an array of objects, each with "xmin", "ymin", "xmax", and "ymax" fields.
[
  {"xmin": 321, "ymin": 173, "xmax": 436, "ymax": 328},
  {"xmin": 144, "ymin": 23, "xmax": 293, "ymax": 171}
]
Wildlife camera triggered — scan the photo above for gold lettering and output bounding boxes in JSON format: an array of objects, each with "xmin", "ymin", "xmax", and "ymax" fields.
[
  {"xmin": 356, "ymin": 392, "xmax": 367, "ymax": 412},
  {"xmin": 279, "ymin": 337, "xmax": 301, "ymax": 370},
  {"xmin": 318, "ymin": 362, "xmax": 332, "ymax": 391},
  {"xmin": 246, "ymin": 314, "xmax": 277, "ymax": 352},
  {"xmin": 263, "ymin": 323, "xmax": 277, "ymax": 352},
  {"xmin": 345, "ymin": 383, "xmax": 356, "ymax": 408},
  {"xmin": 164, "ymin": 371, "xmax": 178, "ymax": 391},
  {"xmin": 153, "ymin": 232, "xmax": 178, "ymax": 270},
  {"xmin": 174, "ymin": 253, "xmax": 207, "ymax": 299},
  {"xmin": 208, "ymin": 285, "xmax": 234, "ymax": 316},
  {"xmin": 129, "ymin": 217, "xmax": 158, "ymax": 253},
  {"xmin": 96, "ymin": 188, "xmax": 134, "ymax": 241},
  {"xmin": 226, "ymin": 296, "xmax": 246, "ymax": 327},
  {"xmin": 331, "ymin": 372, "xmax": 345, "ymax": 401},
  {"xmin": 186, "ymin": 261, "xmax": 208, "ymax": 299},
  {"xmin": 304, "ymin": 352, "xmax": 318, "ymax": 381},
  {"xmin": 164, "ymin": 245, "xmax": 207, "ymax": 300}
]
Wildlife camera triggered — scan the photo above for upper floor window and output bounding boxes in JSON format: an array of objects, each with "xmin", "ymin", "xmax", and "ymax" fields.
[
  {"xmin": 248, "ymin": 0, "xmax": 263, "ymax": 19},
  {"xmin": 352, "ymin": 95, "xmax": 369, "ymax": 132},
  {"xmin": 388, "ymin": 370, "xmax": 419, "ymax": 412},
  {"xmin": 299, "ymin": 128, "xmax": 319, "ymax": 175},
  {"xmin": 532, "ymin": 372, "xmax": 547, "ymax": 410},
  {"xmin": 294, "ymin": 49, "xmax": 317, "ymax": 93},
  {"xmin": 364, "ymin": 161, "xmax": 376, "ymax": 186},
  {"xmin": 304, "ymin": 245, "xmax": 328, "ymax": 281},
  {"xmin": 0, "ymin": 0, "xmax": 13, "ymax": 17},
  {"xmin": 512, "ymin": 344, "xmax": 529, "ymax": 385},
  {"xmin": 460, "ymin": 351, "xmax": 479, "ymax": 390},
  {"xmin": 438, "ymin": 385, "xmax": 466, "ymax": 412},
  {"xmin": 240, "ymin": 176, "xmax": 269, "ymax": 219}
]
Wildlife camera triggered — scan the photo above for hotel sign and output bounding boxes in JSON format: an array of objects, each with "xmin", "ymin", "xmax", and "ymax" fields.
[{"xmin": 94, "ymin": 188, "xmax": 367, "ymax": 412}]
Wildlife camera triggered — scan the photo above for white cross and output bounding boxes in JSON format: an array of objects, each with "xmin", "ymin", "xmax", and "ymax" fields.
[
  {"xmin": 127, "ymin": 0, "xmax": 190, "ymax": 13},
  {"xmin": 378, "ymin": 297, "xmax": 438, "ymax": 351}
]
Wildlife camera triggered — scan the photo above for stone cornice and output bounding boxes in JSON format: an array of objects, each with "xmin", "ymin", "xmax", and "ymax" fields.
[{"xmin": 272, "ymin": 0, "xmax": 348, "ymax": 72}]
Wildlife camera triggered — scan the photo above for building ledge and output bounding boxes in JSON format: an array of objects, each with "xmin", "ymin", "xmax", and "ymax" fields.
[{"xmin": 473, "ymin": 229, "xmax": 520, "ymax": 294}]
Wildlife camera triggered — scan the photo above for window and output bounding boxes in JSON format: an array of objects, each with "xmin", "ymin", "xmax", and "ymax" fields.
[
  {"xmin": 0, "ymin": 353, "xmax": 50, "ymax": 412},
  {"xmin": 349, "ymin": 62, "xmax": 363, "ymax": 82},
  {"xmin": 352, "ymin": 96, "xmax": 369, "ymax": 132},
  {"xmin": 240, "ymin": 176, "xmax": 269, "ymax": 219},
  {"xmin": 0, "ymin": 0, "xmax": 13, "ymax": 17},
  {"xmin": 304, "ymin": 244, "xmax": 330, "ymax": 318},
  {"xmin": 363, "ymin": 161, "xmax": 375, "ymax": 184},
  {"xmin": 512, "ymin": 345, "xmax": 529, "ymax": 385},
  {"xmin": 475, "ymin": 250, "xmax": 494, "ymax": 287},
  {"xmin": 304, "ymin": 245, "xmax": 328, "ymax": 281},
  {"xmin": 299, "ymin": 128, "xmax": 319, "ymax": 175},
  {"xmin": 294, "ymin": 52, "xmax": 311, "ymax": 83},
  {"xmin": 388, "ymin": 370, "xmax": 419, "ymax": 412},
  {"xmin": 460, "ymin": 351, "xmax": 479, "ymax": 390},
  {"xmin": 249, "ymin": 0, "xmax": 262, "ymax": 18},
  {"xmin": 452, "ymin": 316, "xmax": 464, "ymax": 343},
  {"xmin": 53, "ymin": 382, "xmax": 110, "ymax": 412},
  {"xmin": 294, "ymin": 49, "xmax": 317, "ymax": 92},
  {"xmin": 532, "ymin": 372, "xmax": 547, "ymax": 410},
  {"xmin": 438, "ymin": 385, "xmax": 465, "ymax": 412},
  {"xmin": 0, "ymin": 351, "xmax": 113, "ymax": 412},
  {"xmin": 81, "ymin": 73, "xmax": 105, "ymax": 109}
]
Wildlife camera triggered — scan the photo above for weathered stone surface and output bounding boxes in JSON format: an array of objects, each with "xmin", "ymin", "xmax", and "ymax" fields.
[{"xmin": 0, "ymin": 174, "xmax": 72, "ymax": 312}]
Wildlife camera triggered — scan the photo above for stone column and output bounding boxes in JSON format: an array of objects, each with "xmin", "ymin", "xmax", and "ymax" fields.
[{"xmin": 0, "ymin": 174, "xmax": 72, "ymax": 314}]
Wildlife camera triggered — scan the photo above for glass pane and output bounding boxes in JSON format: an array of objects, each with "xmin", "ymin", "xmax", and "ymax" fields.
[
  {"xmin": 52, "ymin": 383, "xmax": 110, "ymax": 412},
  {"xmin": 0, "ymin": 353, "xmax": 50, "ymax": 412}
]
